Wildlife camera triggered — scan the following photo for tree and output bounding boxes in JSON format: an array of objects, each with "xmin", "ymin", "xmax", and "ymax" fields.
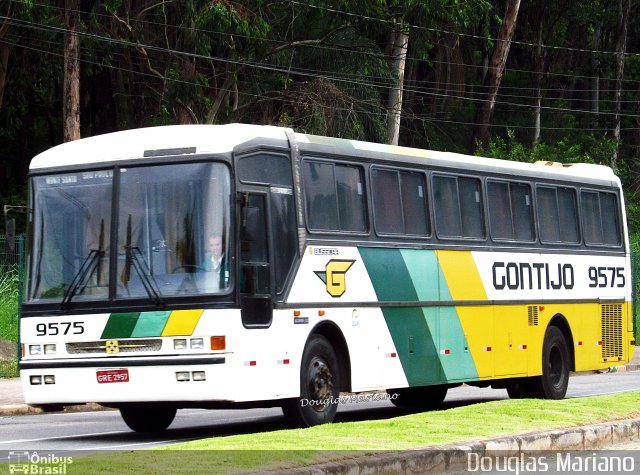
[
  {"xmin": 473, "ymin": 0, "xmax": 521, "ymax": 149},
  {"xmin": 531, "ymin": 0, "xmax": 545, "ymax": 146},
  {"xmin": 612, "ymin": 0, "xmax": 631, "ymax": 170},
  {"xmin": 386, "ymin": 16, "xmax": 408, "ymax": 145},
  {"xmin": 0, "ymin": 0, "xmax": 10, "ymax": 111},
  {"xmin": 63, "ymin": 0, "xmax": 80, "ymax": 142}
]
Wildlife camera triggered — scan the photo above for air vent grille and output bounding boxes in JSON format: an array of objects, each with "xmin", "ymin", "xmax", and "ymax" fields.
[
  {"xmin": 527, "ymin": 306, "xmax": 539, "ymax": 326},
  {"xmin": 601, "ymin": 304, "xmax": 623, "ymax": 360}
]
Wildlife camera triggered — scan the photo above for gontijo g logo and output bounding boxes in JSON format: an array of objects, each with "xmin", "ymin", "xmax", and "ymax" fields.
[{"xmin": 315, "ymin": 260, "xmax": 355, "ymax": 297}]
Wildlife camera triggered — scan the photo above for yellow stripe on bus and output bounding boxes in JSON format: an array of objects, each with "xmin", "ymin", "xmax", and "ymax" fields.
[
  {"xmin": 435, "ymin": 250, "xmax": 487, "ymax": 301},
  {"xmin": 436, "ymin": 250, "xmax": 495, "ymax": 379},
  {"xmin": 161, "ymin": 309, "xmax": 204, "ymax": 336}
]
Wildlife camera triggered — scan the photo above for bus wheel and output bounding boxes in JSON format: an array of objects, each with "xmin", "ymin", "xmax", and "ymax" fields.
[
  {"xmin": 119, "ymin": 406, "xmax": 177, "ymax": 432},
  {"xmin": 282, "ymin": 334, "xmax": 341, "ymax": 427},
  {"xmin": 531, "ymin": 326, "xmax": 570, "ymax": 399},
  {"xmin": 387, "ymin": 385, "xmax": 448, "ymax": 409}
]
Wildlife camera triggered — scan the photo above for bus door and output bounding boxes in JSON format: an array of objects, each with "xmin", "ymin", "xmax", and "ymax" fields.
[{"xmin": 238, "ymin": 189, "xmax": 273, "ymax": 327}]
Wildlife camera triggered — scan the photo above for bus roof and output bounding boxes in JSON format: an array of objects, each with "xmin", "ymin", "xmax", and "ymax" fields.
[
  {"xmin": 29, "ymin": 124, "xmax": 288, "ymax": 170},
  {"xmin": 295, "ymin": 132, "xmax": 620, "ymax": 187},
  {"xmin": 29, "ymin": 123, "xmax": 619, "ymax": 187}
]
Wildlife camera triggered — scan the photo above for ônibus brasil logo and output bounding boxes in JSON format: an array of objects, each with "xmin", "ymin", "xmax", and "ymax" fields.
[{"xmin": 315, "ymin": 260, "xmax": 355, "ymax": 297}]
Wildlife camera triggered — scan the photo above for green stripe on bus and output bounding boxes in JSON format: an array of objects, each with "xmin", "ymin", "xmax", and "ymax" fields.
[
  {"xmin": 101, "ymin": 312, "xmax": 140, "ymax": 339},
  {"xmin": 131, "ymin": 311, "xmax": 171, "ymax": 337},
  {"xmin": 359, "ymin": 247, "xmax": 444, "ymax": 386},
  {"xmin": 400, "ymin": 249, "xmax": 478, "ymax": 381}
]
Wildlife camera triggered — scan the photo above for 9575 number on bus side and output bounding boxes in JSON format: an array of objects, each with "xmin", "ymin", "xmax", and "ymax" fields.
[
  {"xmin": 35, "ymin": 322, "xmax": 85, "ymax": 336},
  {"xmin": 587, "ymin": 266, "xmax": 625, "ymax": 288}
]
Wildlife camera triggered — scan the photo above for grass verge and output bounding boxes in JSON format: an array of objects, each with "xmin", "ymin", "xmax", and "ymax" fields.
[
  {"xmin": 53, "ymin": 392, "xmax": 640, "ymax": 474},
  {"xmin": 0, "ymin": 359, "xmax": 18, "ymax": 378},
  {"xmin": 0, "ymin": 292, "xmax": 18, "ymax": 343}
]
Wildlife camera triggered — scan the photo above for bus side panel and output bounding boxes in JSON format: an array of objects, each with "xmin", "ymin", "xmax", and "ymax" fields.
[{"xmin": 286, "ymin": 245, "xmax": 409, "ymax": 392}]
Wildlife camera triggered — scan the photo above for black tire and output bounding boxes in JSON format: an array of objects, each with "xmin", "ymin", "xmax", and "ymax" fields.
[
  {"xmin": 120, "ymin": 406, "xmax": 177, "ymax": 432},
  {"xmin": 530, "ymin": 326, "xmax": 570, "ymax": 399},
  {"xmin": 387, "ymin": 385, "xmax": 448, "ymax": 409},
  {"xmin": 282, "ymin": 334, "xmax": 341, "ymax": 427}
]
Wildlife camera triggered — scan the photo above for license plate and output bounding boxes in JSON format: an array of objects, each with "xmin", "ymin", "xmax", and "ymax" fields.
[{"xmin": 96, "ymin": 369, "xmax": 129, "ymax": 384}]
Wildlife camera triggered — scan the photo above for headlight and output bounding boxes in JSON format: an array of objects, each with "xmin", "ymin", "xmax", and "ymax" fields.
[
  {"xmin": 190, "ymin": 338, "xmax": 204, "ymax": 349},
  {"xmin": 173, "ymin": 339, "xmax": 187, "ymax": 350}
]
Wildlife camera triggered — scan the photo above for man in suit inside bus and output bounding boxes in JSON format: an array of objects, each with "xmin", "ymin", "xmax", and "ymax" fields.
[{"xmin": 203, "ymin": 233, "xmax": 229, "ymax": 289}]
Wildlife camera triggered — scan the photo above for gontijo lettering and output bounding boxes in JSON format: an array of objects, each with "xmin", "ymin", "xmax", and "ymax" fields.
[{"xmin": 492, "ymin": 261, "xmax": 574, "ymax": 290}]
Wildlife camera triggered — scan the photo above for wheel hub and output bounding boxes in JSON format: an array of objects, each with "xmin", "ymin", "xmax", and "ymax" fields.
[{"xmin": 309, "ymin": 357, "xmax": 333, "ymax": 403}]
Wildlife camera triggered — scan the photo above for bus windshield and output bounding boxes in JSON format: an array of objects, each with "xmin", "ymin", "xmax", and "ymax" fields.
[{"xmin": 27, "ymin": 162, "xmax": 231, "ymax": 303}]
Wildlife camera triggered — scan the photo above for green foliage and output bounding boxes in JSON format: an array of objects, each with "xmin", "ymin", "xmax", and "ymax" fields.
[
  {"xmin": 0, "ymin": 360, "xmax": 18, "ymax": 378},
  {"xmin": 0, "ymin": 265, "xmax": 19, "ymax": 343},
  {"xmin": 478, "ymin": 129, "xmax": 617, "ymax": 166},
  {"xmin": 1, "ymin": 0, "xmax": 640, "ymax": 232}
]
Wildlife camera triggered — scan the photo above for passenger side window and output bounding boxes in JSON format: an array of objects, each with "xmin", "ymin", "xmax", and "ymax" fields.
[
  {"xmin": 581, "ymin": 191, "xmax": 621, "ymax": 246},
  {"xmin": 433, "ymin": 175, "xmax": 484, "ymax": 239},
  {"xmin": 237, "ymin": 153, "xmax": 292, "ymax": 187},
  {"xmin": 303, "ymin": 160, "xmax": 367, "ymax": 233},
  {"xmin": 537, "ymin": 186, "xmax": 579, "ymax": 243},
  {"xmin": 371, "ymin": 168, "xmax": 429, "ymax": 236},
  {"xmin": 488, "ymin": 181, "xmax": 534, "ymax": 241}
]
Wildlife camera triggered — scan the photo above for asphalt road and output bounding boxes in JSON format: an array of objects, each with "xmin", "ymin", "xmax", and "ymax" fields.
[{"xmin": 1, "ymin": 370, "xmax": 639, "ymax": 455}]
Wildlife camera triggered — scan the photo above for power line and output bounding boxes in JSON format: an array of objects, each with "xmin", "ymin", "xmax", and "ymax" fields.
[
  {"xmin": 9, "ymin": 0, "xmax": 640, "ymax": 86},
  {"xmin": 5, "ymin": 33, "xmax": 638, "ymax": 135},
  {"xmin": 4, "ymin": 15, "xmax": 639, "ymax": 121},
  {"xmin": 289, "ymin": 0, "xmax": 640, "ymax": 57}
]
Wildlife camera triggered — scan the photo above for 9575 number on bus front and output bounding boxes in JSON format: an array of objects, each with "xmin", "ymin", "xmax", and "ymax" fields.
[{"xmin": 35, "ymin": 321, "xmax": 85, "ymax": 337}]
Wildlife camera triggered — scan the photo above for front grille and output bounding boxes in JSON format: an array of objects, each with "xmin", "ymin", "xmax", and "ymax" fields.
[
  {"xmin": 66, "ymin": 339, "xmax": 162, "ymax": 354},
  {"xmin": 601, "ymin": 304, "xmax": 623, "ymax": 360}
]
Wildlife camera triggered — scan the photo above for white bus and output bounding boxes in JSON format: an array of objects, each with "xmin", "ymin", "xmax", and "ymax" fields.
[{"xmin": 20, "ymin": 124, "xmax": 633, "ymax": 431}]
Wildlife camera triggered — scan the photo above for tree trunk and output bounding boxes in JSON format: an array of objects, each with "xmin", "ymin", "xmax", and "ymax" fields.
[
  {"xmin": 0, "ymin": 0, "xmax": 10, "ymax": 111},
  {"xmin": 472, "ymin": 0, "xmax": 521, "ymax": 150},
  {"xmin": 0, "ymin": 42, "xmax": 8, "ymax": 111},
  {"xmin": 386, "ymin": 17, "xmax": 408, "ymax": 146},
  {"xmin": 532, "ymin": 1, "xmax": 545, "ymax": 147},
  {"xmin": 63, "ymin": 0, "xmax": 80, "ymax": 142},
  {"xmin": 612, "ymin": 0, "xmax": 631, "ymax": 170}
]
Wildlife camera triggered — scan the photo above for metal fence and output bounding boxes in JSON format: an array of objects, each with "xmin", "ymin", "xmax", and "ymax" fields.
[
  {"xmin": 0, "ymin": 234, "xmax": 24, "ymax": 309},
  {"xmin": 0, "ymin": 234, "xmax": 22, "ymax": 267}
]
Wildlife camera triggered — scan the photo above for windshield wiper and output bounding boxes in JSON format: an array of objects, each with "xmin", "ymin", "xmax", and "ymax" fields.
[
  {"xmin": 122, "ymin": 245, "xmax": 164, "ymax": 307},
  {"xmin": 60, "ymin": 220, "xmax": 106, "ymax": 310},
  {"xmin": 60, "ymin": 249, "xmax": 103, "ymax": 310},
  {"xmin": 120, "ymin": 214, "xmax": 164, "ymax": 307}
]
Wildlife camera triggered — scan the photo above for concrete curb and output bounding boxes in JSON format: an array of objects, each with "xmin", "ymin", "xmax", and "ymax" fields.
[{"xmin": 276, "ymin": 418, "xmax": 640, "ymax": 474}]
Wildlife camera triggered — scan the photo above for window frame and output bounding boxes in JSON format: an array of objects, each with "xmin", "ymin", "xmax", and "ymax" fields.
[
  {"xmin": 431, "ymin": 172, "xmax": 486, "ymax": 242},
  {"xmin": 370, "ymin": 165, "xmax": 431, "ymax": 239},
  {"xmin": 535, "ymin": 184, "xmax": 581, "ymax": 246},
  {"xmin": 301, "ymin": 157, "xmax": 369, "ymax": 236},
  {"xmin": 487, "ymin": 178, "xmax": 536, "ymax": 244},
  {"xmin": 580, "ymin": 188, "xmax": 623, "ymax": 249}
]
